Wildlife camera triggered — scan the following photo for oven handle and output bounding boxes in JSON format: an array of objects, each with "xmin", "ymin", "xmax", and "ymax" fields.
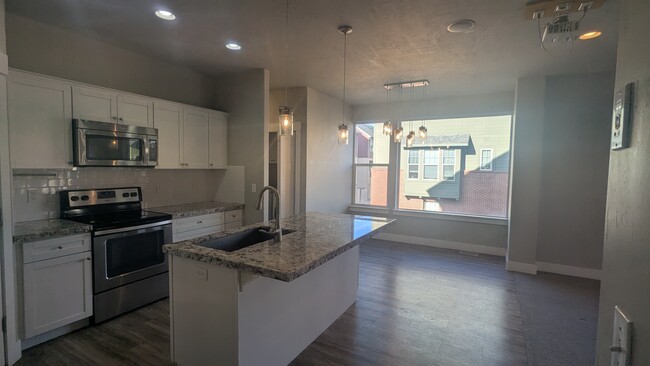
[{"xmin": 94, "ymin": 220, "xmax": 172, "ymax": 236}]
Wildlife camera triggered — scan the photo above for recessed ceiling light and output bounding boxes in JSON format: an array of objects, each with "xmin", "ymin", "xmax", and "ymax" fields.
[
  {"xmin": 155, "ymin": 10, "xmax": 176, "ymax": 20},
  {"xmin": 447, "ymin": 19, "xmax": 476, "ymax": 33},
  {"xmin": 226, "ymin": 43, "xmax": 242, "ymax": 51},
  {"xmin": 579, "ymin": 31, "xmax": 602, "ymax": 40}
]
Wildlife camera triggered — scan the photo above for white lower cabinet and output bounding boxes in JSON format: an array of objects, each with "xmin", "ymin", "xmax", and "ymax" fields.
[{"xmin": 20, "ymin": 234, "xmax": 93, "ymax": 339}]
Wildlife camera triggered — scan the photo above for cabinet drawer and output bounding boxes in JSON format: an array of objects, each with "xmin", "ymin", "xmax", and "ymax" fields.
[
  {"xmin": 224, "ymin": 209, "xmax": 242, "ymax": 224},
  {"xmin": 173, "ymin": 213, "xmax": 225, "ymax": 234},
  {"xmin": 173, "ymin": 225, "xmax": 224, "ymax": 243},
  {"xmin": 23, "ymin": 234, "xmax": 91, "ymax": 263},
  {"xmin": 224, "ymin": 221, "xmax": 241, "ymax": 231}
]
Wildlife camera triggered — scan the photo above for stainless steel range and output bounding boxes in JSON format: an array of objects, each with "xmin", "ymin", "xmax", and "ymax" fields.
[{"xmin": 59, "ymin": 187, "xmax": 172, "ymax": 323}]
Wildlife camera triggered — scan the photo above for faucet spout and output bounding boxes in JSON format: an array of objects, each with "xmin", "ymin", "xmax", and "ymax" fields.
[{"xmin": 255, "ymin": 186, "xmax": 282, "ymax": 242}]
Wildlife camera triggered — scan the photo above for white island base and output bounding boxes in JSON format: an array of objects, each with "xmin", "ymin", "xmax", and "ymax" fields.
[{"xmin": 169, "ymin": 246, "xmax": 360, "ymax": 366}]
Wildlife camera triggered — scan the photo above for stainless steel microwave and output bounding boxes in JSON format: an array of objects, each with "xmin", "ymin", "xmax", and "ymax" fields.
[{"xmin": 72, "ymin": 119, "xmax": 158, "ymax": 167}]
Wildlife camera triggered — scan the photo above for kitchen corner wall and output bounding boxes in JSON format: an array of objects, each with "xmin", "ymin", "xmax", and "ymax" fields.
[
  {"xmin": 596, "ymin": 0, "xmax": 650, "ymax": 363},
  {"xmin": 12, "ymin": 169, "xmax": 221, "ymax": 222}
]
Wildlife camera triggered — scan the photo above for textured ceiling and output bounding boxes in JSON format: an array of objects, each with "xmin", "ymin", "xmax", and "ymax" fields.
[{"xmin": 5, "ymin": 0, "xmax": 620, "ymax": 105}]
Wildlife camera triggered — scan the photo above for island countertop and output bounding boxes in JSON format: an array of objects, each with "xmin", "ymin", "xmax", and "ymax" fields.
[{"xmin": 163, "ymin": 212, "xmax": 394, "ymax": 282}]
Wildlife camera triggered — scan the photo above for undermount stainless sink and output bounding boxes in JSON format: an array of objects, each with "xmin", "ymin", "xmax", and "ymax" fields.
[{"xmin": 197, "ymin": 227, "xmax": 295, "ymax": 252}]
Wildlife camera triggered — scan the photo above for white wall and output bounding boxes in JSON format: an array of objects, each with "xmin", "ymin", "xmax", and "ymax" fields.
[
  {"xmin": 538, "ymin": 72, "xmax": 614, "ymax": 270},
  {"xmin": 215, "ymin": 69, "xmax": 269, "ymax": 225},
  {"xmin": 304, "ymin": 87, "xmax": 352, "ymax": 214},
  {"xmin": 596, "ymin": 0, "xmax": 650, "ymax": 363},
  {"xmin": 6, "ymin": 13, "xmax": 217, "ymax": 108}
]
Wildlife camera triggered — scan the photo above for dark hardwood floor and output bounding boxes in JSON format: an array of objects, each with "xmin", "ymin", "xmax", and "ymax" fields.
[{"xmin": 17, "ymin": 239, "xmax": 599, "ymax": 366}]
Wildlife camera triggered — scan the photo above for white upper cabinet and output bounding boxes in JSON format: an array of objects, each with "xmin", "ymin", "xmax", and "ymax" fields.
[
  {"xmin": 209, "ymin": 111, "xmax": 228, "ymax": 169},
  {"xmin": 72, "ymin": 86, "xmax": 153, "ymax": 127},
  {"xmin": 72, "ymin": 86, "xmax": 117, "ymax": 123},
  {"xmin": 117, "ymin": 94, "xmax": 154, "ymax": 127},
  {"xmin": 154, "ymin": 101, "xmax": 183, "ymax": 169},
  {"xmin": 8, "ymin": 74, "xmax": 72, "ymax": 169},
  {"xmin": 182, "ymin": 107, "xmax": 210, "ymax": 169}
]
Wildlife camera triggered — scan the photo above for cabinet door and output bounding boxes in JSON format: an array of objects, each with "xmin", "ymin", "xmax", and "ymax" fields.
[
  {"xmin": 182, "ymin": 107, "xmax": 210, "ymax": 168},
  {"xmin": 208, "ymin": 111, "xmax": 228, "ymax": 169},
  {"xmin": 8, "ymin": 75, "xmax": 72, "ymax": 169},
  {"xmin": 23, "ymin": 252, "xmax": 93, "ymax": 338},
  {"xmin": 154, "ymin": 101, "xmax": 183, "ymax": 168},
  {"xmin": 71, "ymin": 86, "xmax": 117, "ymax": 123},
  {"xmin": 118, "ymin": 94, "xmax": 153, "ymax": 127}
]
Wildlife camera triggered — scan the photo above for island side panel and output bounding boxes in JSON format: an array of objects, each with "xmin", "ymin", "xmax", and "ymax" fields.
[
  {"xmin": 238, "ymin": 246, "xmax": 360, "ymax": 366},
  {"xmin": 169, "ymin": 255, "xmax": 240, "ymax": 366}
]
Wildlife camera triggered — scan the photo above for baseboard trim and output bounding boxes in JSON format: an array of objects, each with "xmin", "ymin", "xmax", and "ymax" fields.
[
  {"xmin": 536, "ymin": 261, "xmax": 601, "ymax": 280},
  {"xmin": 372, "ymin": 233, "xmax": 506, "ymax": 257},
  {"xmin": 505, "ymin": 260, "xmax": 538, "ymax": 275}
]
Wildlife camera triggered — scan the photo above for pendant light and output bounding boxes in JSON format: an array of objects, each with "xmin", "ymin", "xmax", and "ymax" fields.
[
  {"xmin": 406, "ymin": 122, "xmax": 415, "ymax": 147},
  {"xmin": 382, "ymin": 88, "xmax": 392, "ymax": 135},
  {"xmin": 338, "ymin": 25, "xmax": 353, "ymax": 145},
  {"xmin": 418, "ymin": 84, "xmax": 428, "ymax": 139},
  {"xmin": 394, "ymin": 126, "xmax": 404, "ymax": 143},
  {"xmin": 279, "ymin": 0, "xmax": 293, "ymax": 136}
]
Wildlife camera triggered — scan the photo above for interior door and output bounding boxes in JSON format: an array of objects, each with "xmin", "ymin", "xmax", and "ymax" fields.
[
  {"xmin": 182, "ymin": 107, "xmax": 209, "ymax": 168},
  {"xmin": 72, "ymin": 86, "xmax": 117, "ymax": 123},
  {"xmin": 118, "ymin": 94, "xmax": 153, "ymax": 127}
]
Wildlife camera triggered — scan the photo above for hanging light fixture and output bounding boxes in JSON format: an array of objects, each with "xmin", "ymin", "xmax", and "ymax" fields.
[
  {"xmin": 406, "ymin": 122, "xmax": 415, "ymax": 147},
  {"xmin": 419, "ymin": 124, "xmax": 428, "ymax": 139},
  {"xmin": 337, "ymin": 25, "xmax": 353, "ymax": 145},
  {"xmin": 393, "ymin": 126, "xmax": 404, "ymax": 143},
  {"xmin": 382, "ymin": 88, "xmax": 392, "ymax": 135},
  {"xmin": 279, "ymin": 0, "xmax": 293, "ymax": 136}
]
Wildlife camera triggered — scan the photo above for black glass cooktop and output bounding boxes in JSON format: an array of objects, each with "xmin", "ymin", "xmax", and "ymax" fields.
[{"xmin": 67, "ymin": 210, "xmax": 172, "ymax": 232}]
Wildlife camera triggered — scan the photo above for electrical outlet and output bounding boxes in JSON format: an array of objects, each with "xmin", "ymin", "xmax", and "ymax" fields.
[
  {"xmin": 533, "ymin": 10, "xmax": 545, "ymax": 19},
  {"xmin": 611, "ymin": 306, "xmax": 632, "ymax": 366},
  {"xmin": 252, "ymin": 183, "xmax": 257, "ymax": 193},
  {"xmin": 155, "ymin": 183, "xmax": 162, "ymax": 193},
  {"xmin": 194, "ymin": 267, "xmax": 208, "ymax": 281}
]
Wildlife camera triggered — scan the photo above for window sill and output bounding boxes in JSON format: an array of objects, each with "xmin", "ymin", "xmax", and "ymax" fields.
[{"xmin": 348, "ymin": 205, "xmax": 508, "ymax": 226}]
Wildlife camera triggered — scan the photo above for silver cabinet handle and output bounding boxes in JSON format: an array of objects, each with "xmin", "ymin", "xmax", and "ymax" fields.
[
  {"xmin": 112, "ymin": 116, "xmax": 117, "ymax": 120},
  {"xmin": 119, "ymin": 117, "xmax": 124, "ymax": 121},
  {"xmin": 86, "ymin": 257, "xmax": 92, "ymax": 261},
  {"xmin": 197, "ymin": 220, "xmax": 203, "ymax": 224},
  {"xmin": 57, "ymin": 245, "xmax": 64, "ymax": 249}
]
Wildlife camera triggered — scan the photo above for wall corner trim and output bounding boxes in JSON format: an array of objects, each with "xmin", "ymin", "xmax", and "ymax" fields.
[
  {"xmin": 505, "ymin": 260, "xmax": 538, "ymax": 275},
  {"xmin": 0, "ymin": 53, "xmax": 8, "ymax": 76},
  {"xmin": 536, "ymin": 261, "xmax": 601, "ymax": 280},
  {"xmin": 372, "ymin": 233, "xmax": 507, "ymax": 257}
]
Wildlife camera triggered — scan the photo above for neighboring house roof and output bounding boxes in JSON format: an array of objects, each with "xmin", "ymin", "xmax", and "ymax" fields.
[
  {"xmin": 356, "ymin": 125, "xmax": 373, "ymax": 139},
  {"xmin": 403, "ymin": 133, "xmax": 472, "ymax": 149}
]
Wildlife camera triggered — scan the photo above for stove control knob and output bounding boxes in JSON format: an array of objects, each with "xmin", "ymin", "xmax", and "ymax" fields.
[
  {"xmin": 81, "ymin": 195, "xmax": 89, "ymax": 201},
  {"xmin": 70, "ymin": 196, "xmax": 79, "ymax": 202},
  {"xmin": 130, "ymin": 192, "xmax": 138, "ymax": 197},
  {"xmin": 122, "ymin": 192, "xmax": 130, "ymax": 198}
]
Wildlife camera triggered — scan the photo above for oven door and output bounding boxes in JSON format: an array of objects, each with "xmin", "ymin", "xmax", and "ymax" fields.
[
  {"xmin": 93, "ymin": 222, "xmax": 171, "ymax": 293},
  {"xmin": 75, "ymin": 128, "xmax": 155, "ymax": 167}
]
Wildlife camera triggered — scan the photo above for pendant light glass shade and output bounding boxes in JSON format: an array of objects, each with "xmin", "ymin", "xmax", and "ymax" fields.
[
  {"xmin": 406, "ymin": 131, "xmax": 415, "ymax": 147},
  {"xmin": 338, "ymin": 124, "xmax": 349, "ymax": 145},
  {"xmin": 383, "ymin": 121, "xmax": 393, "ymax": 135},
  {"xmin": 279, "ymin": 106, "xmax": 294, "ymax": 136},
  {"xmin": 393, "ymin": 126, "xmax": 404, "ymax": 143},
  {"xmin": 419, "ymin": 125, "xmax": 428, "ymax": 139}
]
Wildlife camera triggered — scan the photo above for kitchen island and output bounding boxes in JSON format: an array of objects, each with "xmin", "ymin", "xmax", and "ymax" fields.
[{"xmin": 163, "ymin": 212, "xmax": 394, "ymax": 366}]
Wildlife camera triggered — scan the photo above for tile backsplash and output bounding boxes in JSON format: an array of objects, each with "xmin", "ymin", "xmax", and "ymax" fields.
[{"xmin": 13, "ymin": 168, "xmax": 221, "ymax": 222}]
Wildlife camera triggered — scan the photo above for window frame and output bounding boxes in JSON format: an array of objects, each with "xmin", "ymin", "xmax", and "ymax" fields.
[
  {"xmin": 406, "ymin": 150, "xmax": 420, "ymax": 181},
  {"xmin": 441, "ymin": 149, "xmax": 456, "ymax": 181},
  {"xmin": 422, "ymin": 149, "xmax": 439, "ymax": 180},
  {"xmin": 351, "ymin": 123, "xmax": 390, "ymax": 208},
  {"xmin": 480, "ymin": 148, "xmax": 493, "ymax": 171}
]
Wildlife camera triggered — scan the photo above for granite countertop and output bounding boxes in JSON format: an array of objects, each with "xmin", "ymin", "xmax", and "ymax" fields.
[
  {"xmin": 164, "ymin": 212, "xmax": 395, "ymax": 282},
  {"xmin": 150, "ymin": 201, "xmax": 245, "ymax": 219},
  {"xmin": 13, "ymin": 219, "xmax": 92, "ymax": 244}
]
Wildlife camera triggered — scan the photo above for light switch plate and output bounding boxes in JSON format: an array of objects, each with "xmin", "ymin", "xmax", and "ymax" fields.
[{"xmin": 611, "ymin": 306, "xmax": 632, "ymax": 366}]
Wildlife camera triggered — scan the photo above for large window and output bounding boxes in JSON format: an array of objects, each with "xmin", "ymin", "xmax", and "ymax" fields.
[
  {"xmin": 407, "ymin": 150, "xmax": 419, "ymax": 180},
  {"xmin": 423, "ymin": 150, "xmax": 438, "ymax": 180},
  {"xmin": 441, "ymin": 150, "xmax": 456, "ymax": 181},
  {"xmin": 353, "ymin": 123, "xmax": 390, "ymax": 206}
]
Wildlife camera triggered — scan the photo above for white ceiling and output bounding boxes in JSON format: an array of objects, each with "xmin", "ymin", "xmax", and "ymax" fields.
[{"xmin": 5, "ymin": 0, "xmax": 620, "ymax": 105}]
